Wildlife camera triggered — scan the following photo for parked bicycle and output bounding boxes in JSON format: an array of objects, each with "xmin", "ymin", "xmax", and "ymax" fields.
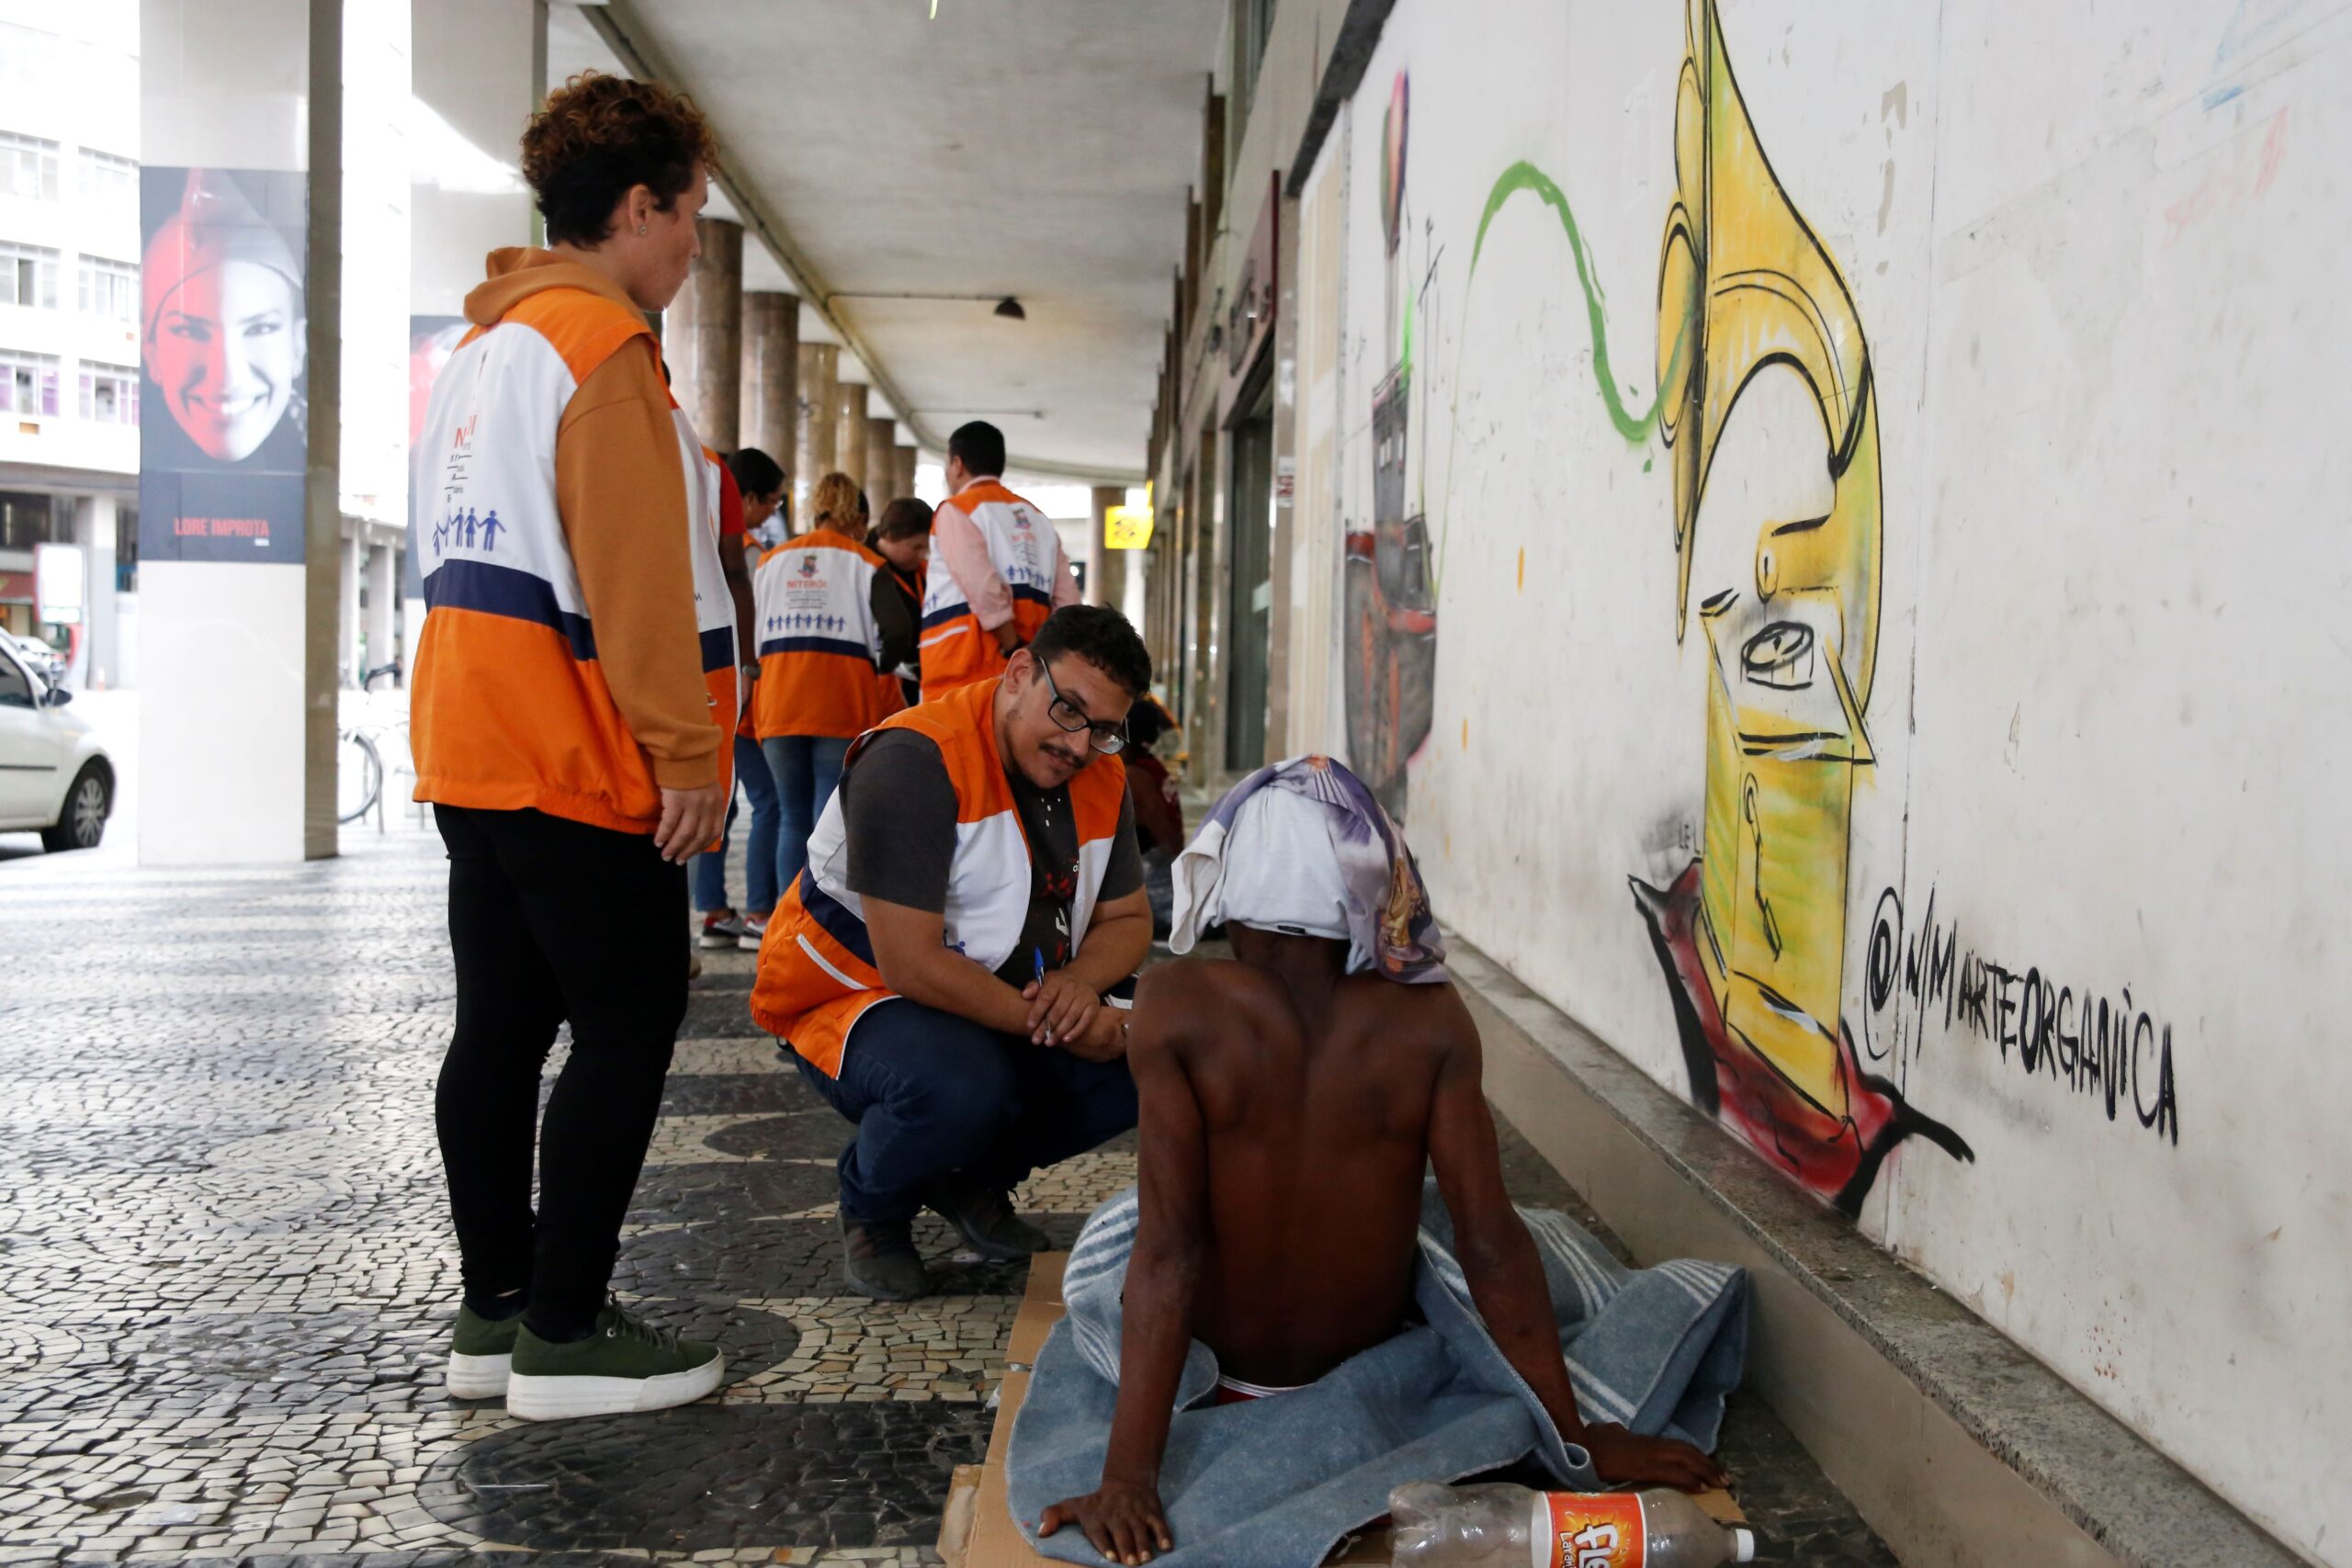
[{"xmin": 336, "ymin": 726, "xmax": 384, "ymax": 825}]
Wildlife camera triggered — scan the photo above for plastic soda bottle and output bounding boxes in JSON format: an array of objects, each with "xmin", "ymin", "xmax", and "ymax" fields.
[{"xmin": 1387, "ymin": 1481, "xmax": 1758, "ymax": 1568}]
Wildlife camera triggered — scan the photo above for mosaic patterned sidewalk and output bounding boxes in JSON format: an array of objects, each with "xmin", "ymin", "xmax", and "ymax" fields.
[{"xmin": 0, "ymin": 819, "xmax": 1897, "ymax": 1565}]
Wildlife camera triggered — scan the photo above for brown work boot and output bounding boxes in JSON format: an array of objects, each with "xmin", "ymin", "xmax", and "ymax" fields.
[
  {"xmin": 839, "ymin": 1213, "xmax": 927, "ymax": 1301},
  {"xmin": 921, "ymin": 1172, "xmax": 1050, "ymax": 1262}
]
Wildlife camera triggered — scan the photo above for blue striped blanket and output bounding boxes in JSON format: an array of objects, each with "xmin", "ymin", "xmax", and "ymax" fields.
[{"xmin": 1005, "ymin": 1182, "xmax": 1748, "ymax": 1567}]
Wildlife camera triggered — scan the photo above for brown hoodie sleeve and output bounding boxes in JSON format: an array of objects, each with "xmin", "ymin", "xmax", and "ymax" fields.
[{"xmin": 555, "ymin": 335, "xmax": 719, "ymax": 791}]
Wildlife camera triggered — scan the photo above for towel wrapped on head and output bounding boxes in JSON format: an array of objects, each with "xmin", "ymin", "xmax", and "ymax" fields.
[{"xmin": 1169, "ymin": 755, "xmax": 1447, "ymax": 983}]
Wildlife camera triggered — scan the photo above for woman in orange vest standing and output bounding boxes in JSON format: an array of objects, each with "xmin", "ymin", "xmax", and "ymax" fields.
[
  {"xmin": 752, "ymin": 471, "xmax": 904, "ymax": 902},
  {"xmin": 867, "ymin": 495, "xmax": 932, "ymax": 706},
  {"xmin": 408, "ymin": 73, "xmax": 729, "ymax": 1421}
]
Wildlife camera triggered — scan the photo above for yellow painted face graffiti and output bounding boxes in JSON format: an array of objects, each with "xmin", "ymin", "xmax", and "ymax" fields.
[{"xmin": 1656, "ymin": 0, "xmax": 1884, "ymax": 1118}]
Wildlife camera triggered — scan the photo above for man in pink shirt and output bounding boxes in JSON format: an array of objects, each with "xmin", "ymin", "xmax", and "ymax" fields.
[{"xmin": 919, "ymin": 421, "xmax": 1081, "ymax": 699}]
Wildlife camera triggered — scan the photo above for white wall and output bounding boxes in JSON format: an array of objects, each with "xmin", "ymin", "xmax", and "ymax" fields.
[{"xmin": 1288, "ymin": 1, "xmax": 2350, "ymax": 1559}]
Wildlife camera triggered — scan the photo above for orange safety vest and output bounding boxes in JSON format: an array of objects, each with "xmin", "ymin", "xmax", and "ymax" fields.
[
  {"xmin": 751, "ymin": 531, "xmax": 905, "ymax": 739},
  {"xmin": 918, "ymin": 479, "xmax": 1061, "ymax": 699},
  {"xmin": 751, "ymin": 677, "xmax": 1128, "ymax": 1076},
  {"xmin": 410, "ymin": 288, "xmax": 736, "ymax": 831}
]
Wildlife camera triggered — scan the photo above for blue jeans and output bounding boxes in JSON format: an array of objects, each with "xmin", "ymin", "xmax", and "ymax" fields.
[
  {"xmin": 692, "ymin": 733, "xmax": 780, "ymax": 915},
  {"xmin": 762, "ymin": 734, "xmax": 852, "ymax": 901},
  {"xmin": 790, "ymin": 998, "xmax": 1140, "ymax": 1224}
]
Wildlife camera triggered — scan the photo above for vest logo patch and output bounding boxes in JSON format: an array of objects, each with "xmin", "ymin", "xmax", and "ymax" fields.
[{"xmin": 430, "ymin": 507, "xmax": 506, "ymax": 556}]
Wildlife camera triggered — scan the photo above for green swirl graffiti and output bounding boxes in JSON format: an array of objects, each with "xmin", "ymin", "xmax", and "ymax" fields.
[
  {"xmin": 1466, "ymin": 160, "xmax": 1669, "ymax": 442},
  {"xmin": 1432, "ymin": 161, "xmax": 1685, "ymax": 590}
]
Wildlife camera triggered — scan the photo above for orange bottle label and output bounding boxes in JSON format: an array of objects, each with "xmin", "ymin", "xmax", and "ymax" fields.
[{"xmin": 1543, "ymin": 1493, "xmax": 1647, "ymax": 1568}]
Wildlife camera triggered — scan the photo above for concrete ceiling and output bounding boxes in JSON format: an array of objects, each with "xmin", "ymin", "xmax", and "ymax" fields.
[{"xmin": 550, "ymin": 1, "xmax": 1222, "ymax": 479}]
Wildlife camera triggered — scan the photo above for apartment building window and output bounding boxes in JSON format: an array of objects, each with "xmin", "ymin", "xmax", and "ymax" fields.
[
  {"xmin": 76, "ymin": 148, "xmax": 136, "ymax": 205},
  {"xmin": 78, "ymin": 361, "xmax": 136, "ymax": 424},
  {"xmin": 1, "ymin": 242, "xmax": 60, "ymax": 309},
  {"xmin": 1231, "ymin": 0, "xmax": 1277, "ymax": 130},
  {"xmin": 116, "ymin": 500, "xmax": 138, "ymax": 592},
  {"xmin": 1, "ymin": 349, "xmax": 60, "ymax": 417},
  {"xmin": 79, "ymin": 255, "xmax": 136, "ymax": 322},
  {"xmin": 0, "ymin": 490, "xmax": 65, "ymax": 548},
  {"xmin": 1, "ymin": 131, "xmax": 60, "ymax": 201}
]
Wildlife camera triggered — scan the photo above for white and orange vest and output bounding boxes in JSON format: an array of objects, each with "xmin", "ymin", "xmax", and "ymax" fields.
[
  {"xmin": 751, "ymin": 677, "xmax": 1128, "ymax": 1076},
  {"xmin": 751, "ymin": 531, "xmax": 904, "ymax": 739},
  {"xmin": 409, "ymin": 288, "xmax": 736, "ymax": 831},
  {"xmin": 919, "ymin": 479, "xmax": 1060, "ymax": 699}
]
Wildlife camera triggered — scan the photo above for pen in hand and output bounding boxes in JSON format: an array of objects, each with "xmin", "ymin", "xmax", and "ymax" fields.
[{"xmin": 1033, "ymin": 946, "xmax": 1051, "ymax": 1045}]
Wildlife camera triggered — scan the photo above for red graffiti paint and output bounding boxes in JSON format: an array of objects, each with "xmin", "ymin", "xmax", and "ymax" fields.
[{"xmin": 1632, "ymin": 860, "xmax": 1973, "ymax": 1215}]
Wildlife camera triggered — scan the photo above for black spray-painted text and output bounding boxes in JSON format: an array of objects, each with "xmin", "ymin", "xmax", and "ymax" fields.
[{"xmin": 1864, "ymin": 886, "xmax": 2178, "ymax": 1145}]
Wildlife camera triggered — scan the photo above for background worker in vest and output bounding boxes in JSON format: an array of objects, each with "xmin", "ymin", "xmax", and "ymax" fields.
[
  {"xmin": 752, "ymin": 471, "xmax": 903, "ymax": 904},
  {"xmin": 867, "ymin": 496, "xmax": 932, "ymax": 706},
  {"xmin": 751, "ymin": 606, "xmax": 1156, "ymax": 1301},
  {"xmin": 693, "ymin": 446, "xmax": 789, "ymax": 952},
  {"xmin": 409, "ymin": 72, "xmax": 733, "ymax": 1420},
  {"xmin": 920, "ymin": 420, "xmax": 1080, "ymax": 699}
]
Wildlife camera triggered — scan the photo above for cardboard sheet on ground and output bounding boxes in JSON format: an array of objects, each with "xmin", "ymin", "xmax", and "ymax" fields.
[{"xmin": 940, "ymin": 1251, "xmax": 1748, "ymax": 1568}]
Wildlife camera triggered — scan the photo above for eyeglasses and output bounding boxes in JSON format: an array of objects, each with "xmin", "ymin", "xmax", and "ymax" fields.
[{"xmin": 1036, "ymin": 660, "xmax": 1127, "ymax": 754}]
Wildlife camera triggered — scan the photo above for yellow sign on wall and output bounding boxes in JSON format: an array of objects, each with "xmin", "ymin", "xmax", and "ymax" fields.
[{"xmin": 1104, "ymin": 504, "xmax": 1155, "ymax": 549}]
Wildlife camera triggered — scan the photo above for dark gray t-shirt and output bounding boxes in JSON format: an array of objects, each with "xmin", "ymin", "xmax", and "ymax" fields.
[{"xmin": 842, "ymin": 730, "xmax": 1142, "ymax": 986}]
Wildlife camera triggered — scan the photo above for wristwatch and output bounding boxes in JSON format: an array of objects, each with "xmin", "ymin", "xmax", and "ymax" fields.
[{"xmin": 738, "ymin": 661, "xmax": 761, "ymax": 684}]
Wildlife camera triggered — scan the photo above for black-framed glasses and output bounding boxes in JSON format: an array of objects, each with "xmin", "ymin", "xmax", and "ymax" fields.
[{"xmin": 1036, "ymin": 659, "xmax": 1127, "ymax": 754}]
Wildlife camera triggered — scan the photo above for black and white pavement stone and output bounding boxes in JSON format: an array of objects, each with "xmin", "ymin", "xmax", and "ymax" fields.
[{"xmin": 0, "ymin": 820, "xmax": 1894, "ymax": 1565}]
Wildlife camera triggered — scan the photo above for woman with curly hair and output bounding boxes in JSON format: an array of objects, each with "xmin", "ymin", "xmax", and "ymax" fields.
[
  {"xmin": 750, "ymin": 470, "xmax": 906, "ymax": 903},
  {"xmin": 409, "ymin": 71, "xmax": 733, "ymax": 1421}
]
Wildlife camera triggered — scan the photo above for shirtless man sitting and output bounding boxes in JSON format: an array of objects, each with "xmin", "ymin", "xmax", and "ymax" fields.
[{"xmin": 1040, "ymin": 763, "xmax": 1725, "ymax": 1564}]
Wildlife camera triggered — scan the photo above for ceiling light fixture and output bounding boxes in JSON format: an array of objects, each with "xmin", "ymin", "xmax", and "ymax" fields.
[{"xmin": 825, "ymin": 290, "xmax": 1029, "ymax": 321}]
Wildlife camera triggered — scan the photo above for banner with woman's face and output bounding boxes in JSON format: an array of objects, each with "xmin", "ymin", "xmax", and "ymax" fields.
[{"xmin": 137, "ymin": 167, "xmax": 310, "ymax": 566}]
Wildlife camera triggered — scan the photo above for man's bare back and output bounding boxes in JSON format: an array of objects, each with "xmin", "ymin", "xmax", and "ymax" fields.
[
  {"xmin": 1159, "ymin": 952, "xmax": 1459, "ymax": 1387},
  {"xmin": 1040, "ymin": 927, "xmax": 1726, "ymax": 1564}
]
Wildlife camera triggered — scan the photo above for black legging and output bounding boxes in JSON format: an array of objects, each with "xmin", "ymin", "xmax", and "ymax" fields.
[{"xmin": 433, "ymin": 804, "xmax": 687, "ymax": 1341}]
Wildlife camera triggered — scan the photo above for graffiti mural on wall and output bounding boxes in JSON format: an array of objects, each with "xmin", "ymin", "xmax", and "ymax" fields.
[
  {"xmin": 1628, "ymin": 0, "xmax": 1970, "ymax": 1213},
  {"xmin": 1344, "ymin": 71, "xmax": 1439, "ymax": 821}
]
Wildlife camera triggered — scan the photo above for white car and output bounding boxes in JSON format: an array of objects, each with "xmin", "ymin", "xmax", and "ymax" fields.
[
  {"xmin": 5, "ymin": 631, "xmax": 64, "ymax": 689},
  {"xmin": 0, "ymin": 637, "xmax": 112, "ymax": 852}
]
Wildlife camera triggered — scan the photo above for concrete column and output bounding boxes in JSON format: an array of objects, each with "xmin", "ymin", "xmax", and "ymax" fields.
[
  {"xmin": 794, "ymin": 341, "xmax": 838, "ymax": 526},
  {"xmin": 139, "ymin": 0, "xmax": 343, "ymax": 863},
  {"xmin": 893, "ymin": 444, "xmax": 918, "ymax": 505},
  {"xmin": 864, "ymin": 415, "xmax": 897, "ymax": 503},
  {"xmin": 411, "ymin": 0, "xmax": 536, "ymax": 684},
  {"xmin": 412, "ymin": 0, "xmax": 535, "ymax": 312},
  {"xmin": 831, "ymin": 380, "xmax": 870, "ymax": 500},
  {"xmin": 664, "ymin": 215, "xmax": 742, "ymax": 448},
  {"xmin": 72, "ymin": 494, "xmax": 119, "ymax": 689},
  {"xmin": 739, "ymin": 291, "xmax": 799, "ymax": 465},
  {"xmin": 1089, "ymin": 485, "xmax": 1125, "ymax": 611},
  {"xmin": 364, "ymin": 542, "xmax": 396, "ymax": 679},
  {"xmin": 339, "ymin": 536, "xmax": 364, "ymax": 685}
]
